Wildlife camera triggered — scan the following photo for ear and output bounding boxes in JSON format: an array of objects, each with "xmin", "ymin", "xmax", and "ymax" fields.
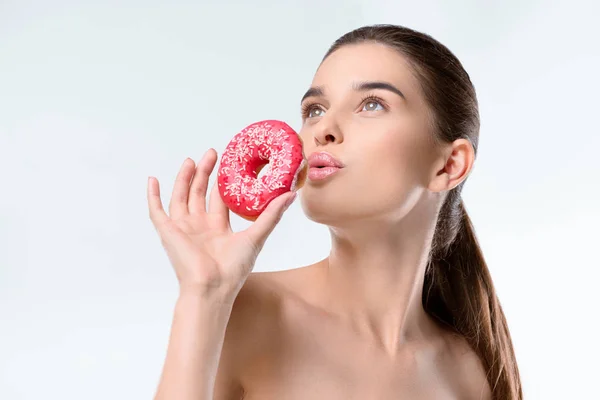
[{"xmin": 427, "ymin": 138, "xmax": 475, "ymax": 193}]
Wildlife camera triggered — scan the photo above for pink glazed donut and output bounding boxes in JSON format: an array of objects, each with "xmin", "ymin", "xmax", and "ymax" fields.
[{"xmin": 217, "ymin": 120, "xmax": 307, "ymax": 221}]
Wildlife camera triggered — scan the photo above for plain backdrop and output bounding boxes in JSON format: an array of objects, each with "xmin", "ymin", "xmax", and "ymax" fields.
[{"xmin": 1, "ymin": 0, "xmax": 599, "ymax": 398}]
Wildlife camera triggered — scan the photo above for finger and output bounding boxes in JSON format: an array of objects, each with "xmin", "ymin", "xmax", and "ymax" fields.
[
  {"xmin": 168, "ymin": 158, "xmax": 195, "ymax": 218},
  {"xmin": 207, "ymin": 179, "xmax": 231, "ymax": 229},
  {"xmin": 188, "ymin": 149, "xmax": 218, "ymax": 215},
  {"xmin": 245, "ymin": 191, "xmax": 297, "ymax": 250},
  {"xmin": 147, "ymin": 176, "xmax": 169, "ymax": 227}
]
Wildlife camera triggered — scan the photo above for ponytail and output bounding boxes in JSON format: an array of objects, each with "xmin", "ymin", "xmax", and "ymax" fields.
[{"xmin": 423, "ymin": 191, "xmax": 522, "ymax": 399}]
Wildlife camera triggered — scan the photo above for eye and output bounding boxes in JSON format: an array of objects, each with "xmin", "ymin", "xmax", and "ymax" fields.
[
  {"xmin": 362, "ymin": 99, "xmax": 384, "ymax": 112},
  {"xmin": 301, "ymin": 95, "xmax": 387, "ymax": 120},
  {"xmin": 301, "ymin": 103, "xmax": 325, "ymax": 119},
  {"xmin": 308, "ymin": 107, "xmax": 325, "ymax": 118}
]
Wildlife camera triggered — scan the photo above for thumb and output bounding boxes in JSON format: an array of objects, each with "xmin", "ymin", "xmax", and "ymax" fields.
[{"xmin": 245, "ymin": 191, "xmax": 297, "ymax": 249}]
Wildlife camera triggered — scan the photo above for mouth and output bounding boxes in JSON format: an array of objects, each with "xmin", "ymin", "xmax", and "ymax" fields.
[{"xmin": 307, "ymin": 152, "xmax": 344, "ymax": 181}]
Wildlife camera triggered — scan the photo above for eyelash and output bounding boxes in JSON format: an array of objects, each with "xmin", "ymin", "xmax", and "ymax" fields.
[{"xmin": 300, "ymin": 94, "xmax": 388, "ymax": 119}]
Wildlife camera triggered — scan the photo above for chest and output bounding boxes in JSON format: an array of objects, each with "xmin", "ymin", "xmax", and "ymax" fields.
[
  {"xmin": 239, "ymin": 308, "xmax": 460, "ymax": 400},
  {"xmin": 241, "ymin": 359, "xmax": 457, "ymax": 400}
]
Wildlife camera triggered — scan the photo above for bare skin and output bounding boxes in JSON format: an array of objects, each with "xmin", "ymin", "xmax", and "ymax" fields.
[
  {"xmin": 214, "ymin": 42, "xmax": 491, "ymax": 399},
  {"xmin": 215, "ymin": 266, "xmax": 490, "ymax": 400}
]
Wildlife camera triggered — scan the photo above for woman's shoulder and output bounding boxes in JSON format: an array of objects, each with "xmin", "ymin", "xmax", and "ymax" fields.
[
  {"xmin": 213, "ymin": 270, "xmax": 293, "ymax": 399},
  {"xmin": 214, "ymin": 267, "xmax": 314, "ymax": 391},
  {"xmin": 225, "ymin": 265, "xmax": 318, "ymax": 349},
  {"xmin": 238, "ymin": 264, "xmax": 322, "ymax": 310},
  {"xmin": 436, "ymin": 330, "xmax": 493, "ymax": 400}
]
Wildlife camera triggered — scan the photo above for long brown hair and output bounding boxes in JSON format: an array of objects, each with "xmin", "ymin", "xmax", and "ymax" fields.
[{"xmin": 322, "ymin": 24, "xmax": 522, "ymax": 399}]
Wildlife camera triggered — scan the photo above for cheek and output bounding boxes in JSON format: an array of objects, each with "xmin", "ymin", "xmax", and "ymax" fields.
[
  {"xmin": 355, "ymin": 144, "xmax": 424, "ymax": 217},
  {"xmin": 364, "ymin": 129, "xmax": 428, "ymax": 186}
]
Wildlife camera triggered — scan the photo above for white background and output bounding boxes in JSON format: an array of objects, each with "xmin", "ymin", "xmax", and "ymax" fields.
[{"xmin": 1, "ymin": 0, "xmax": 598, "ymax": 398}]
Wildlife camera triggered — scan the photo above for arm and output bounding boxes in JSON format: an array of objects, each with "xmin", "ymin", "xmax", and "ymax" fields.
[
  {"xmin": 147, "ymin": 151, "xmax": 296, "ymax": 399},
  {"xmin": 153, "ymin": 290, "xmax": 240, "ymax": 400}
]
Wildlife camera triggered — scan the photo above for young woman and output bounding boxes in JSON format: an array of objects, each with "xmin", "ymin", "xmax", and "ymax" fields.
[{"xmin": 148, "ymin": 24, "xmax": 522, "ymax": 400}]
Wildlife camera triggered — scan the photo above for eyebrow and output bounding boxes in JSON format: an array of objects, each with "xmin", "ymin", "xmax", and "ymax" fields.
[{"xmin": 300, "ymin": 81, "xmax": 406, "ymax": 104}]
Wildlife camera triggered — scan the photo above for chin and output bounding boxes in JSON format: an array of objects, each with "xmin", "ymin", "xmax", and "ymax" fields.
[
  {"xmin": 299, "ymin": 192, "xmax": 375, "ymax": 227},
  {"xmin": 299, "ymin": 185, "xmax": 419, "ymax": 228},
  {"xmin": 300, "ymin": 192, "xmax": 347, "ymax": 224}
]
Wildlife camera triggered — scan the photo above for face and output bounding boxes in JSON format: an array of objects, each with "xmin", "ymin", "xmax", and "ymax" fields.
[{"xmin": 298, "ymin": 42, "xmax": 444, "ymax": 226}]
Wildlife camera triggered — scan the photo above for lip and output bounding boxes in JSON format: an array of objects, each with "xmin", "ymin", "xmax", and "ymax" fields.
[
  {"xmin": 307, "ymin": 151, "xmax": 345, "ymax": 181},
  {"xmin": 307, "ymin": 151, "xmax": 345, "ymax": 169},
  {"xmin": 308, "ymin": 166, "xmax": 342, "ymax": 181}
]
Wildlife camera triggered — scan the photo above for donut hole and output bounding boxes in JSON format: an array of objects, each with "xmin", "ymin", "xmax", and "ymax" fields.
[{"xmin": 255, "ymin": 161, "xmax": 271, "ymax": 179}]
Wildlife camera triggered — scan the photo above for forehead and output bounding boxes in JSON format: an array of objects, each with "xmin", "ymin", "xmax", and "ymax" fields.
[{"xmin": 312, "ymin": 42, "xmax": 421, "ymax": 98}]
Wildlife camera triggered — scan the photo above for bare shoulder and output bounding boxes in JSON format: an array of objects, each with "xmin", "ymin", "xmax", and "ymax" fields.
[
  {"xmin": 439, "ymin": 331, "xmax": 492, "ymax": 400},
  {"xmin": 233, "ymin": 266, "xmax": 313, "ymax": 318},
  {"xmin": 214, "ymin": 267, "xmax": 310, "ymax": 399},
  {"xmin": 223, "ymin": 265, "xmax": 315, "ymax": 351},
  {"xmin": 221, "ymin": 271, "xmax": 290, "ymax": 359}
]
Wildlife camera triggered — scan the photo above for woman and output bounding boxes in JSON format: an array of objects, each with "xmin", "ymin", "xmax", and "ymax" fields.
[{"xmin": 148, "ymin": 24, "xmax": 522, "ymax": 400}]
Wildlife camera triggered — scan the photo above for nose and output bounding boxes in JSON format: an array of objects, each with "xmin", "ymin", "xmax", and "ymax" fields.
[{"xmin": 313, "ymin": 117, "xmax": 344, "ymax": 146}]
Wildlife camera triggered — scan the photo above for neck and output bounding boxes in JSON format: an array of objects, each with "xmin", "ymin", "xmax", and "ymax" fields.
[{"xmin": 316, "ymin": 197, "xmax": 442, "ymax": 355}]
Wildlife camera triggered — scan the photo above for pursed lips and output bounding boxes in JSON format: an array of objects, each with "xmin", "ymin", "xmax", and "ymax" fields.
[{"xmin": 307, "ymin": 151, "xmax": 344, "ymax": 181}]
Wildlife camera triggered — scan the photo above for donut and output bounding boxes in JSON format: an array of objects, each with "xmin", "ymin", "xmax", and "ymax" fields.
[{"xmin": 217, "ymin": 119, "xmax": 308, "ymax": 221}]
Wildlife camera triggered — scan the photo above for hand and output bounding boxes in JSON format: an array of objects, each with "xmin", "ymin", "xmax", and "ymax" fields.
[{"xmin": 147, "ymin": 149, "xmax": 297, "ymax": 297}]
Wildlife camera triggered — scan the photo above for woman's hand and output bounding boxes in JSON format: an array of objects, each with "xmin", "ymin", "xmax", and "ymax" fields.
[{"xmin": 147, "ymin": 148, "xmax": 297, "ymax": 298}]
